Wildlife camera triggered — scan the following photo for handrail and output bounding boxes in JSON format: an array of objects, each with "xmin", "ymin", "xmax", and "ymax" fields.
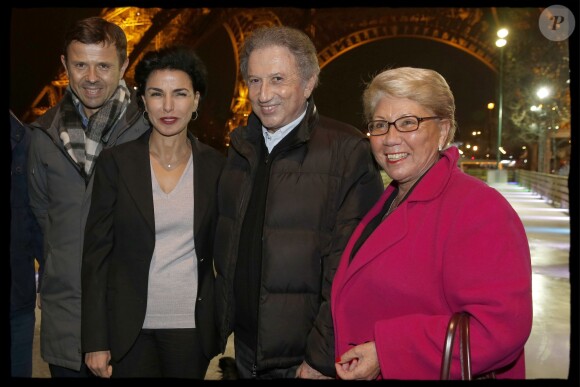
[{"xmin": 515, "ymin": 170, "xmax": 569, "ymax": 209}]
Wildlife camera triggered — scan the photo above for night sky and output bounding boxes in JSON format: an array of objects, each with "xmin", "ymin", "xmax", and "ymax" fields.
[
  {"xmin": 10, "ymin": 8, "xmax": 104, "ymax": 119},
  {"xmin": 316, "ymin": 37, "xmax": 496, "ymax": 141}
]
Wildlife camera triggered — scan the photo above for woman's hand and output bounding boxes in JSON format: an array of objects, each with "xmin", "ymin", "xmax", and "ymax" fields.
[
  {"xmin": 335, "ymin": 341, "xmax": 380, "ymax": 380},
  {"xmin": 85, "ymin": 350, "xmax": 112, "ymax": 378}
]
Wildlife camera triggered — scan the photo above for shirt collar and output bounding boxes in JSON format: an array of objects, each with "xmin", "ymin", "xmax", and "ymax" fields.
[{"xmin": 72, "ymin": 96, "xmax": 90, "ymax": 128}]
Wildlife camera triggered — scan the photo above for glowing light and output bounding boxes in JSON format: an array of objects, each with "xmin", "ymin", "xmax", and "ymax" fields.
[
  {"xmin": 497, "ymin": 28, "xmax": 509, "ymax": 38},
  {"xmin": 537, "ymin": 87, "xmax": 550, "ymax": 99}
]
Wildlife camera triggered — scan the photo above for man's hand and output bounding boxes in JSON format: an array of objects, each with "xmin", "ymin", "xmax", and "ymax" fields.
[
  {"xmin": 295, "ymin": 360, "xmax": 333, "ymax": 379},
  {"xmin": 85, "ymin": 351, "xmax": 112, "ymax": 378}
]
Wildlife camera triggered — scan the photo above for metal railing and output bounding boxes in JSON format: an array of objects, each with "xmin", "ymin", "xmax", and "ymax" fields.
[{"xmin": 515, "ymin": 170, "xmax": 569, "ymax": 209}]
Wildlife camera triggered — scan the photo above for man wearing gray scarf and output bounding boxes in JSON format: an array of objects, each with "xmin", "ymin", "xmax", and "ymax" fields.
[{"xmin": 27, "ymin": 17, "xmax": 148, "ymax": 377}]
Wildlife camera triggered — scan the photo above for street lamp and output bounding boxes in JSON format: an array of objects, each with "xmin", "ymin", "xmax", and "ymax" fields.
[
  {"xmin": 487, "ymin": 102, "xmax": 495, "ymax": 157},
  {"xmin": 495, "ymin": 28, "xmax": 508, "ymax": 168},
  {"xmin": 537, "ymin": 86, "xmax": 550, "ymax": 99},
  {"xmin": 535, "ymin": 86, "xmax": 553, "ymax": 172}
]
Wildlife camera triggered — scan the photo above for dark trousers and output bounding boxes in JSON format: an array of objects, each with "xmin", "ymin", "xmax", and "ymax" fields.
[
  {"xmin": 111, "ymin": 328, "xmax": 209, "ymax": 378},
  {"xmin": 10, "ymin": 308, "xmax": 35, "ymax": 377},
  {"xmin": 234, "ymin": 336, "xmax": 299, "ymax": 379},
  {"xmin": 48, "ymin": 363, "xmax": 92, "ymax": 378}
]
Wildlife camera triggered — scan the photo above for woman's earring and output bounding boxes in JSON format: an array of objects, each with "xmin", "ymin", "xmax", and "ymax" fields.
[{"xmin": 192, "ymin": 110, "xmax": 198, "ymax": 121}]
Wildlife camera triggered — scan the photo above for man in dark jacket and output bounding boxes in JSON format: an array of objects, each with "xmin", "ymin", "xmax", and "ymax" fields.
[
  {"xmin": 214, "ymin": 25, "xmax": 384, "ymax": 379},
  {"xmin": 10, "ymin": 109, "xmax": 43, "ymax": 377},
  {"xmin": 27, "ymin": 17, "xmax": 149, "ymax": 377}
]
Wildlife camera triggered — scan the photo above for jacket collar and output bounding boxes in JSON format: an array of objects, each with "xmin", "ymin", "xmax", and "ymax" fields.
[
  {"xmin": 124, "ymin": 129, "xmax": 202, "ymax": 234},
  {"xmin": 10, "ymin": 111, "xmax": 25, "ymax": 148},
  {"xmin": 401, "ymin": 146, "xmax": 459, "ymax": 205},
  {"xmin": 339, "ymin": 146, "xmax": 460, "ymax": 278},
  {"xmin": 291, "ymin": 97, "xmax": 319, "ymax": 143}
]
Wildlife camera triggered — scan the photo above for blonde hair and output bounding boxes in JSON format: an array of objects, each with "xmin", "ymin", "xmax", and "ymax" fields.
[{"xmin": 362, "ymin": 67, "xmax": 457, "ymax": 145}]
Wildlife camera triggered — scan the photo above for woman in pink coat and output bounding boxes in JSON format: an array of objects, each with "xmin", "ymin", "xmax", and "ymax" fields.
[{"xmin": 331, "ymin": 67, "xmax": 532, "ymax": 380}]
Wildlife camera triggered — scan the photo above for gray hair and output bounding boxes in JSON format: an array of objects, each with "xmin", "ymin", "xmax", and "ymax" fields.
[
  {"xmin": 239, "ymin": 25, "xmax": 320, "ymax": 88},
  {"xmin": 362, "ymin": 67, "xmax": 457, "ymax": 144}
]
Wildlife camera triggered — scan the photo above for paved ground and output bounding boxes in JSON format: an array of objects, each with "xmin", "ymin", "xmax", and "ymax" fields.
[
  {"xmin": 31, "ymin": 182, "xmax": 571, "ymax": 379},
  {"xmin": 492, "ymin": 182, "xmax": 570, "ymax": 380}
]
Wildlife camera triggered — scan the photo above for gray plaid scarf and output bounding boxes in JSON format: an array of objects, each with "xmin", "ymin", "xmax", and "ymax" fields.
[{"xmin": 59, "ymin": 79, "xmax": 130, "ymax": 180}]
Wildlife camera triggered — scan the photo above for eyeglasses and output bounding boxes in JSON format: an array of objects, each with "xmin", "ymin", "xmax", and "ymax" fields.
[{"xmin": 367, "ymin": 116, "xmax": 441, "ymax": 136}]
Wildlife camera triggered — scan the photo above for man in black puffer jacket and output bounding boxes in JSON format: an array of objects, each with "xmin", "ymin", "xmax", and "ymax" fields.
[{"xmin": 214, "ymin": 25, "xmax": 384, "ymax": 379}]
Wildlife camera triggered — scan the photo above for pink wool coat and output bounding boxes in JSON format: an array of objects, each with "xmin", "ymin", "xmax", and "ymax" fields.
[{"xmin": 331, "ymin": 146, "xmax": 533, "ymax": 380}]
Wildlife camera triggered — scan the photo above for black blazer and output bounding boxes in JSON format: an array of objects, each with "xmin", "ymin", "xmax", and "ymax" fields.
[{"xmin": 81, "ymin": 129, "xmax": 225, "ymax": 361}]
